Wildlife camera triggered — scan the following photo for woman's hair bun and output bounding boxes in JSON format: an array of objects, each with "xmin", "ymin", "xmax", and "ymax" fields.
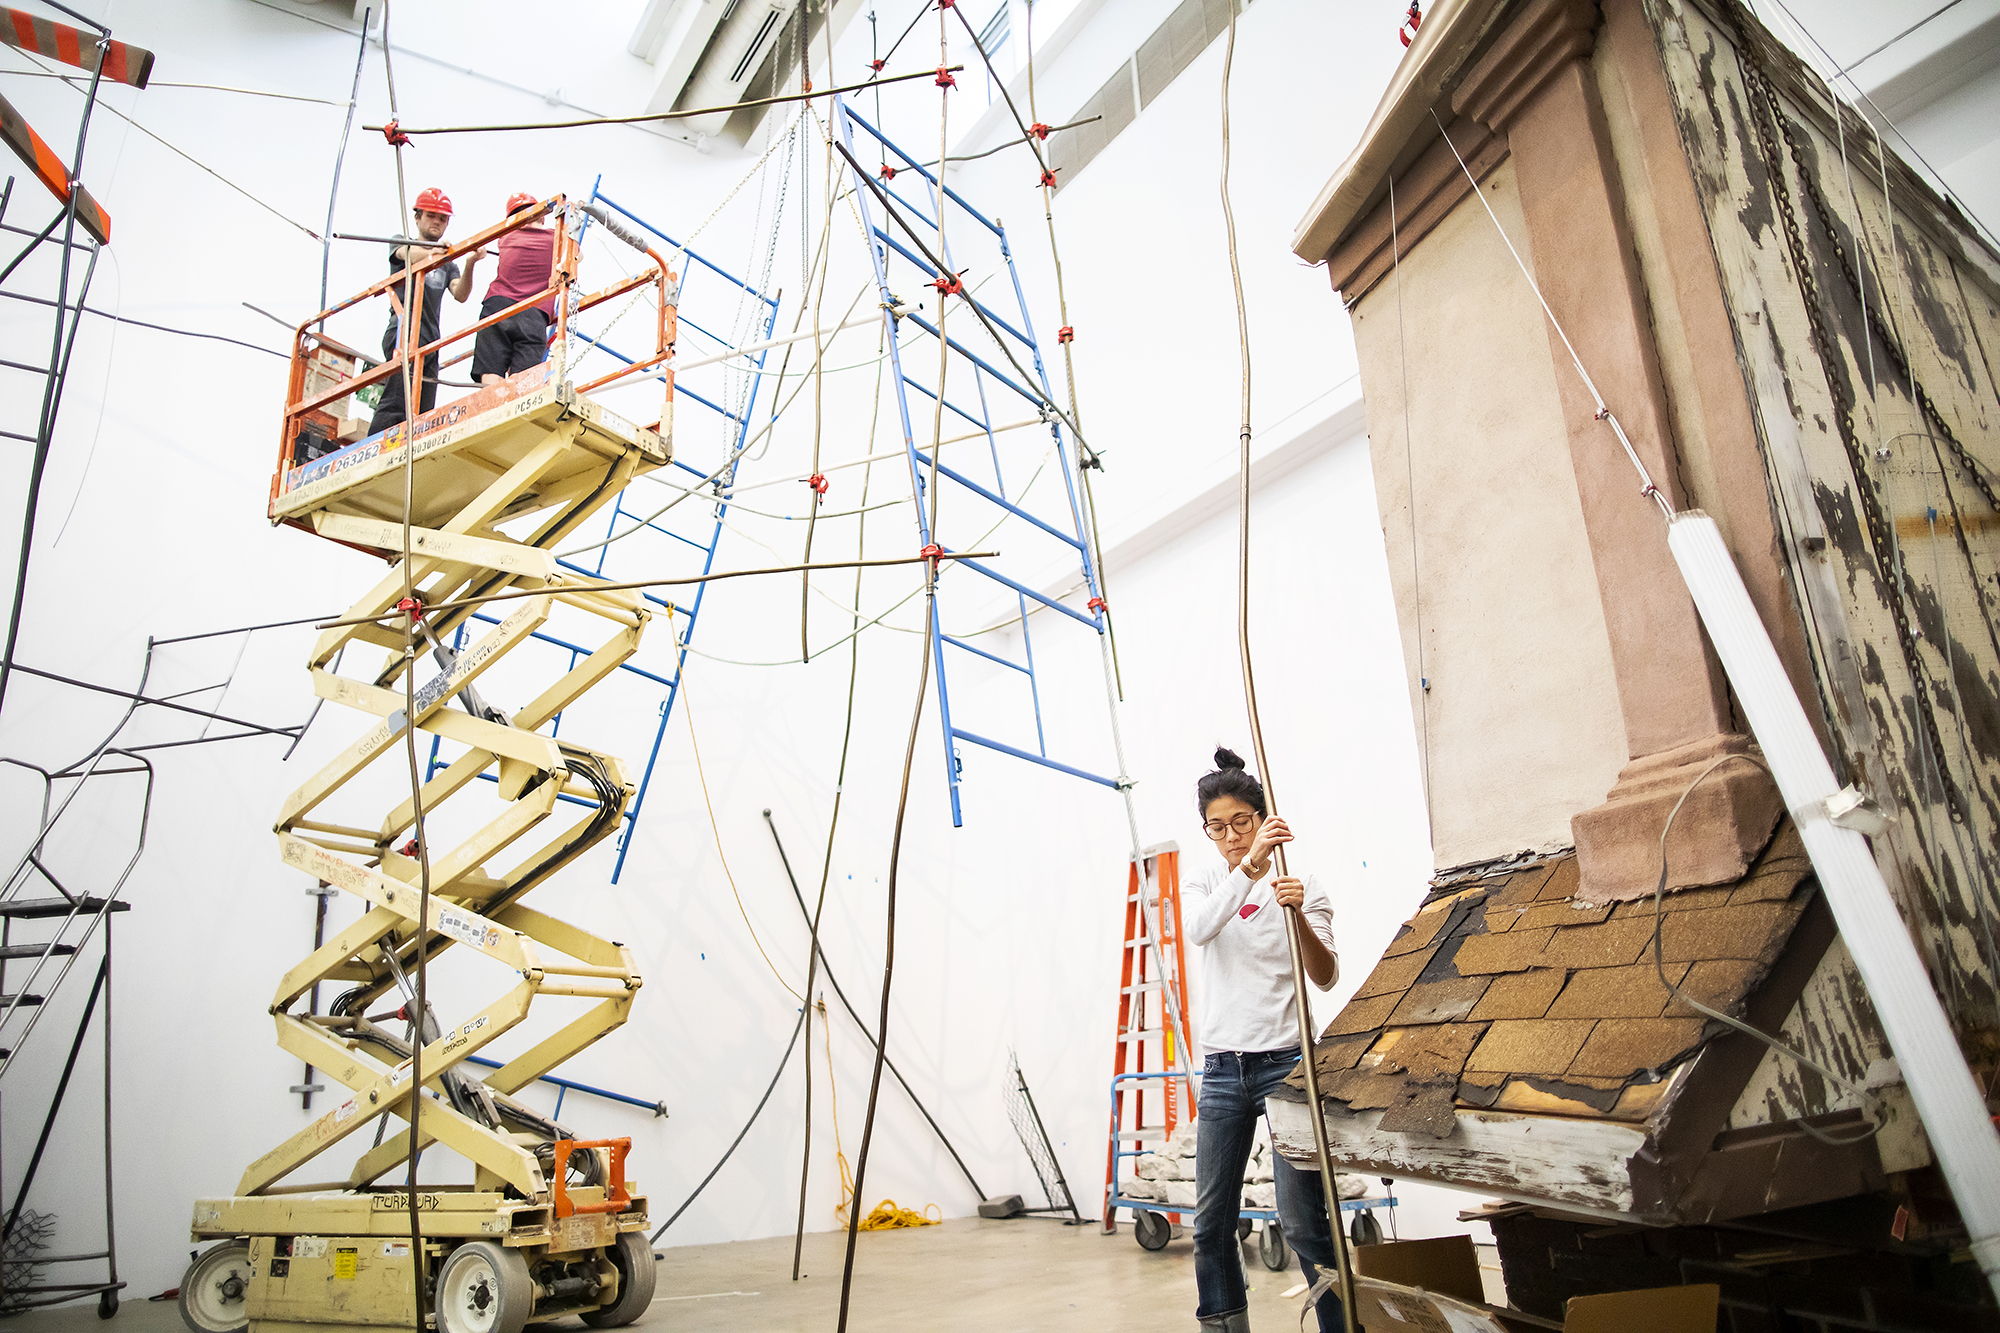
[{"xmin": 1196, "ymin": 746, "xmax": 1264, "ymax": 816}]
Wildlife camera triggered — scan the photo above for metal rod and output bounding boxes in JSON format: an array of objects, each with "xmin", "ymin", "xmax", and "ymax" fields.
[{"xmin": 1220, "ymin": 6, "xmax": 1356, "ymax": 1327}]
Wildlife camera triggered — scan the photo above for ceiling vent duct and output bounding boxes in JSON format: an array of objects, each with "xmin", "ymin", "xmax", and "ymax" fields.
[{"xmin": 672, "ymin": 0, "xmax": 792, "ymax": 138}]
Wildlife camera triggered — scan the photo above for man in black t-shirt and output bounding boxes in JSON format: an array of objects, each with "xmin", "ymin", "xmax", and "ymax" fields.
[{"xmin": 368, "ymin": 186, "xmax": 482, "ymax": 435}]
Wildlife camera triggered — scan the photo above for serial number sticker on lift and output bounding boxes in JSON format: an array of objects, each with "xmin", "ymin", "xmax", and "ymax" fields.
[
  {"xmin": 435, "ymin": 908, "xmax": 500, "ymax": 951},
  {"xmin": 333, "ymin": 1249, "xmax": 358, "ymax": 1280}
]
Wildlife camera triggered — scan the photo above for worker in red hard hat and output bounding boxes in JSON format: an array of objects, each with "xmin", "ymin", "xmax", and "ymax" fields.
[
  {"xmin": 472, "ymin": 192, "xmax": 560, "ymax": 388},
  {"xmin": 368, "ymin": 185, "xmax": 483, "ymax": 435}
]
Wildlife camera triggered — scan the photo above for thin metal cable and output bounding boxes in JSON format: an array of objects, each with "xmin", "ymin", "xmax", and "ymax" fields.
[
  {"xmin": 362, "ymin": 66, "xmax": 959, "ymax": 138},
  {"xmin": 1389, "ymin": 173, "xmax": 1433, "ymax": 843},
  {"xmin": 1220, "ymin": 8, "xmax": 1356, "ymax": 1330},
  {"xmin": 1838, "ymin": 0, "xmax": 1967, "ymax": 75},
  {"xmin": 790, "ymin": 324, "xmax": 881, "ymax": 1281},
  {"xmin": 1759, "ymin": 0, "xmax": 2000, "ymax": 256},
  {"xmin": 833, "ymin": 575, "xmax": 933, "ymax": 1333},
  {"xmin": 1012, "ymin": 0, "xmax": 1188, "ymax": 1082},
  {"xmin": 678, "ymin": 657, "xmax": 803, "ymax": 1001},
  {"xmin": 836, "ymin": 18, "xmax": 952, "ymax": 1327},
  {"xmin": 1648, "ymin": 755, "xmax": 1881, "ymax": 1144},
  {"xmin": 1429, "ymin": 109, "xmax": 1673, "ymax": 520},
  {"xmin": 557, "ymin": 280, "xmax": 874, "ymax": 561},
  {"xmin": 378, "ymin": 9, "xmax": 429, "ymax": 1320},
  {"xmin": 319, "ymin": 13, "xmax": 370, "ymax": 323},
  {"xmin": 649, "ymin": 1003, "xmax": 807, "ymax": 1240},
  {"xmin": 801, "ymin": 106, "xmax": 843, "ymax": 663},
  {"xmin": 0, "ymin": 33, "xmax": 105, "ymax": 720},
  {"xmin": 1796, "ymin": 42, "xmax": 2000, "ymax": 1013},
  {"xmin": 316, "ymin": 552, "xmax": 995, "ymax": 630},
  {"xmin": 6, "ymin": 48, "xmax": 320, "ymax": 239},
  {"xmin": 1009, "ymin": 0, "xmax": 1124, "ymax": 696}
]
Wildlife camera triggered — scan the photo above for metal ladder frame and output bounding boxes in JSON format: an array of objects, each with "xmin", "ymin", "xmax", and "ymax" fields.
[
  {"xmin": 426, "ymin": 180, "xmax": 779, "ymax": 884},
  {"xmin": 833, "ymin": 95, "xmax": 1119, "ymax": 826}
]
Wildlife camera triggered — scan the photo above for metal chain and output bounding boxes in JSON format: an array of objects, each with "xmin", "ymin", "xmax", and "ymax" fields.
[
  {"xmin": 1775, "ymin": 96, "xmax": 2000, "ymax": 517},
  {"xmin": 1723, "ymin": 0, "xmax": 1966, "ymax": 824}
]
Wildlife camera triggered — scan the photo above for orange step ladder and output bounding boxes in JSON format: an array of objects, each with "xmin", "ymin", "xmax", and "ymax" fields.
[{"xmin": 1102, "ymin": 843, "xmax": 1195, "ymax": 1231}]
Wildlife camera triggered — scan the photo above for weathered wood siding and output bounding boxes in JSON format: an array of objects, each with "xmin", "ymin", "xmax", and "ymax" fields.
[{"xmin": 1648, "ymin": 0, "xmax": 2000, "ymax": 1052}]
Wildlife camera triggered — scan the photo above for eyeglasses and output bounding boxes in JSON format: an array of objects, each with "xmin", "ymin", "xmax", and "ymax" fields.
[{"xmin": 1202, "ymin": 813, "xmax": 1259, "ymax": 840}]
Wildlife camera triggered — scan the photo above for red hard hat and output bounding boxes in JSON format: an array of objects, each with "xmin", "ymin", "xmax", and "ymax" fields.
[
  {"xmin": 413, "ymin": 186, "xmax": 452, "ymax": 217},
  {"xmin": 506, "ymin": 192, "xmax": 539, "ymax": 215}
]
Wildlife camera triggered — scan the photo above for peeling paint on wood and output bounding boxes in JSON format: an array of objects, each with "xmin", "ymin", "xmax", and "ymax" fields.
[
  {"xmin": 1649, "ymin": 0, "xmax": 2000, "ymax": 1050},
  {"xmin": 1265, "ymin": 1094, "xmax": 1645, "ymax": 1218}
]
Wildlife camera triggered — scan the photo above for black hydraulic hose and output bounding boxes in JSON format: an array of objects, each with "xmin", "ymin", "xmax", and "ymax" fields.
[{"xmin": 649, "ymin": 1003, "xmax": 807, "ymax": 1241}]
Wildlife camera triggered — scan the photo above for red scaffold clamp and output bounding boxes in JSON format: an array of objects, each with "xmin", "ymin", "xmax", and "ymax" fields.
[
  {"xmin": 1399, "ymin": 2, "xmax": 1423, "ymax": 47},
  {"xmin": 1087, "ymin": 596, "xmax": 1107, "ymax": 615},
  {"xmin": 919, "ymin": 542, "xmax": 944, "ymax": 564},
  {"xmin": 806, "ymin": 473, "xmax": 829, "ymax": 503},
  {"xmin": 396, "ymin": 596, "xmax": 424, "ymax": 622},
  {"xmin": 869, "ymin": 57, "xmax": 887, "ymax": 72},
  {"xmin": 1038, "ymin": 168, "xmax": 1058, "ymax": 188},
  {"xmin": 382, "ymin": 119, "xmax": 412, "ymax": 147},
  {"xmin": 1030, "ymin": 122, "xmax": 1052, "ymax": 140},
  {"xmin": 880, "ymin": 163, "xmax": 898, "ymax": 182},
  {"xmin": 399, "ymin": 839, "xmax": 419, "ymax": 858},
  {"xmin": 935, "ymin": 66, "xmax": 957, "ymax": 90},
  {"xmin": 1057, "ymin": 325, "xmax": 1074, "ymax": 344},
  {"xmin": 932, "ymin": 271, "xmax": 965, "ymax": 297}
]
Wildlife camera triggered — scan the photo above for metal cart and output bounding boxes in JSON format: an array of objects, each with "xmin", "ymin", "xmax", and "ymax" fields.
[{"xmin": 1106, "ymin": 1070, "xmax": 1397, "ymax": 1269}]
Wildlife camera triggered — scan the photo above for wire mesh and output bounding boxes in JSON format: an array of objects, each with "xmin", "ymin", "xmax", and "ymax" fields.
[{"xmin": 1003, "ymin": 1050, "xmax": 1074, "ymax": 1215}]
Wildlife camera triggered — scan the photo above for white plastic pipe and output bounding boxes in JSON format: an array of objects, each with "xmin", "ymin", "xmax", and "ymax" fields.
[{"xmin": 1667, "ymin": 510, "xmax": 2000, "ymax": 1298}]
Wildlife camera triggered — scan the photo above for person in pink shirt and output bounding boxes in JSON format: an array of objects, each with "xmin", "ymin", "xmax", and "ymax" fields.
[{"xmin": 472, "ymin": 192, "xmax": 559, "ymax": 385}]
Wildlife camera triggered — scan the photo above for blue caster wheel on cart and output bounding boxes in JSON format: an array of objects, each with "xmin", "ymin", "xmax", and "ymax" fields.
[
  {"xmin": 1350, "ymin": 1209, "xmax": 1384, "ymax": 1248},
  {"xmin": 1133, "ymin": 1210, "xmax": 1172, "ymax": 1251},
  {"xmin": 1259, "ymin": 1221, "xmax": 1290, "ymax": 1271}
]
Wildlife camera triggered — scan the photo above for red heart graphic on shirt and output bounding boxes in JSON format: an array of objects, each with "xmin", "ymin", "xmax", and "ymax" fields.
[{"xmin": 1238, "ymin": 903, "xmax": 1260, "ymax": 920}]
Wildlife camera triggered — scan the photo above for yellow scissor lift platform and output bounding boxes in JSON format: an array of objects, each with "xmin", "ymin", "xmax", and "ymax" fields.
[{"xmin": 181, "ymin": 196, "xmax": 682, "ymax": 1333}]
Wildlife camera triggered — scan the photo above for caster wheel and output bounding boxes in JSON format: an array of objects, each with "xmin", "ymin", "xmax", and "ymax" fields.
[
  {"xmin": 1237, "ymin": 1218, "xmax": 1254, "ymax": 1242},
  {"xmin": 434, "ymin": 1240, "xmax": 534, "ymax": 1333},
  {"xmin": 579, "ymin": 1232, "xmax": 656, "ymax": 1328},
  {"xmin": 178, "ymin": 1241, "xmax": 252, "ymax": 1333},
  {"xmin": 1133, "ymin": 1210, "xmax": 1171, "ymax": 1251},
  {"xmin": 1260, "ymin": 1221, "xmax": 1290, "ymax": 1272},
  {"xmin": 1350, "ymin": 1209, "xmax": 1384, "ymax": 1247},
  {"xmin": 98, "ymin": 1288, "xmax": 120, "ymax": 1319}
]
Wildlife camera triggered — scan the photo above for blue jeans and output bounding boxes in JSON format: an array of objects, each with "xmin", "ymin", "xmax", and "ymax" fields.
[{"xmin": 1195, "ymin": 1049, "xmax": 1346, "ymax": 1331}]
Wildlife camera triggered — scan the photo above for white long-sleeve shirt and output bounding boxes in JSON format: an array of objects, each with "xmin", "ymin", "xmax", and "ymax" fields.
[{"xmin": 1184, "ymin": 861, "xmax": 1339, "ymax": 1056}]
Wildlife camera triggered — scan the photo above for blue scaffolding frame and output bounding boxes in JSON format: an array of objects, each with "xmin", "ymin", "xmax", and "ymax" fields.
[
  {"xmin": 427, "ymin": 180, "xmax": 780, "ymax": 883},
  {"xmin": 834, "ymin": 96, "xmax": 1120, "ymax": 826}
]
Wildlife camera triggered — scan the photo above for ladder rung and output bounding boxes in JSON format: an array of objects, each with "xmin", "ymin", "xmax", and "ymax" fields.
[
  {"xmin": 0, "ymin": 994, "xmax": 47, "ymax": 1008},
  {"xmin": 0, "ymin": 943, "xmax": 76, "ymax": 960},
  {"xmin": 1120, "ymin": 1030, "xmax": 1163, "ymax": 1042},
  {"xmin": 1122, "ymin": 982, "xmax": 1163, "ymax": 994},
  {"xmin": 0, "ymin": 896, "xmax": 131, "ymax": 920},
  {"xmin": 1115, "ymin": 1127, "xmax": 1167, "ymax": 1140}
]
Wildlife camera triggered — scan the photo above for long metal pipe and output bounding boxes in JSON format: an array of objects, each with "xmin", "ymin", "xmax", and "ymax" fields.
[{"xmin": 1221, "ymin": 7, "xmax": 1358, "ymax": 1329}]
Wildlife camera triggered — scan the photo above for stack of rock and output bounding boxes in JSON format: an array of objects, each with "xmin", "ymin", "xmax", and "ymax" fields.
[{"xmin": 1123, "ymin": 1121, "xmax": 1368, "ymax": 1212}]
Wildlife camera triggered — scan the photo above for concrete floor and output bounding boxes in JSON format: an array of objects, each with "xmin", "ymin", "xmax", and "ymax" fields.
[{"xmin": 19, "ymin": 1218, "xmax": 1323, "ymax": 1332}]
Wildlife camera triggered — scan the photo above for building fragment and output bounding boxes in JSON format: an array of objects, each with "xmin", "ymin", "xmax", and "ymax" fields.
[{"xmin": 1282, "ymin": 0, "xmax": 2000, "ymax": 1324}]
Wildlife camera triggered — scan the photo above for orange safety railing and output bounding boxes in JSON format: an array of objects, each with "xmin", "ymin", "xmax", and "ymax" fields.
[{"xmin": 269, "ymin": 193, "xmax": 679, "ymax": 519}]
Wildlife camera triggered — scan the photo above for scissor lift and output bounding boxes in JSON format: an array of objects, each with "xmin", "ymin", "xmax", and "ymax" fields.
[
  {"xmin": 180, "ymin": 196, "xmax": 682, "ymax": 1333},
  {"xmin": 421, "ymin": 178, "xmax": 781, "ymax": 884}
]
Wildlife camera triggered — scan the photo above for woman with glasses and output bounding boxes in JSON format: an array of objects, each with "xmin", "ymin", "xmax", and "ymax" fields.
[{"xmin": 1186, "ymin": 747, "xmax": 1342, "ymax": 1333}]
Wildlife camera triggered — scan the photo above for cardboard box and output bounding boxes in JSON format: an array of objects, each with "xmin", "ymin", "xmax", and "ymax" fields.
[{"xmin": 1353, "ymin": 1235, "xmax": 1717, "ymax": 1333}]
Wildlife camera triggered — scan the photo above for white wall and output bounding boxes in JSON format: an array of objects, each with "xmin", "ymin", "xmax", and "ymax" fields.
[{"xmin": 28, "ymin": 0, "xmax": 1993, "ymax": 1305}]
